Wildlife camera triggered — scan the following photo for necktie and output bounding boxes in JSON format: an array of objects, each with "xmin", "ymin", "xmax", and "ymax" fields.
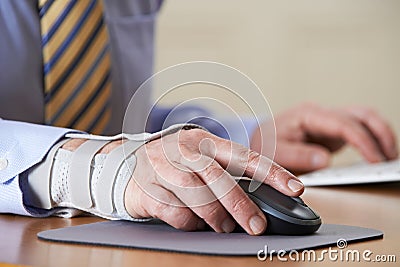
[{"xmin": 39, "ymin": 0, "xmax": 111, "ymax": 134}]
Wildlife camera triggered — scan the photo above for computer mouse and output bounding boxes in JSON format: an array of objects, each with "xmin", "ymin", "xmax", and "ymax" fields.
[{"xmin": 237, "ymin": 179, "xmax": 322, "ymax": 235}]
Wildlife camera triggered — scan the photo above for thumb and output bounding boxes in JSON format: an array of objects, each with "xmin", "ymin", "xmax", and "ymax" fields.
[{"xmin": 274, "ymin": 141, "xmax": 331, "ymax": 173}]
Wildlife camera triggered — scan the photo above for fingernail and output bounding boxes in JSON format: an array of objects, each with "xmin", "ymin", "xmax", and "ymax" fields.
[
  {"xmin": 288, "ymin": 179, "xmax": 304, "ymax": 193},
  {"xmin": 249, "ymin": 215, "xmax": 266, "ymax": 235},
  {"xmin": 221, "ymin": 218, "xmax": 236, "ymax": 233},
  {"xmin": 312, "ymin": 153, "xmax": 328, "ymax": 168}
]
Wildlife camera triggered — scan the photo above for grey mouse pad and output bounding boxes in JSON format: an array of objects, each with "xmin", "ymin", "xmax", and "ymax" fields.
[{"xmin": 38, "ymin": 221, "xmax": 383, "ymax": 256}]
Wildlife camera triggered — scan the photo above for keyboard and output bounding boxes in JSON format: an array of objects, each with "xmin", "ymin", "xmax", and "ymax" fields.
[{"xmin": 299, "ymin": 159, "xmax": 400, "ymax": 186}]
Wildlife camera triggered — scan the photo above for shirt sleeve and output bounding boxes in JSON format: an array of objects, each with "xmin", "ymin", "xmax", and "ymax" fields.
[
  {"xmin": 0, "ymin": 120, "xmax": 80, "ymax": 216},
  {"xmin": 148, "ymin": 105, "xmax": 260, "ymax": 147},
  {"xmin": 214, "ymin": 115, "xmax": 260, "ymax": 147}
]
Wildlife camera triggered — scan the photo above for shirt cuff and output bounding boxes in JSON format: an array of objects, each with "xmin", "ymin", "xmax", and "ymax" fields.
[{"xmin": 0, "ymin": 120, "xmax": 82, "ymax": 216}]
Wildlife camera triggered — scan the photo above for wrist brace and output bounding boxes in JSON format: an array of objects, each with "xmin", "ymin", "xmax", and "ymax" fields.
[{"xmin": 27, "ymin": 124, "xmax": 203, "ymax": 221}]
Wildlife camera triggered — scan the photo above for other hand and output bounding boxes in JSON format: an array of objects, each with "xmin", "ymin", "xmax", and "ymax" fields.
[{"xmin": 251, "ymin": 103, "xmax": 398, "ymax": 174}]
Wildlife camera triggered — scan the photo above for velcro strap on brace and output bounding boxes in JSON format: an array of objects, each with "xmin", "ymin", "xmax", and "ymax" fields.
[
  {"xmin": 27, "ymin": 124, "xmax": 203, "ymax": 221},
  {"xmin": 28, "ymin": 139, "xmax": 70, "ymax": 209}
]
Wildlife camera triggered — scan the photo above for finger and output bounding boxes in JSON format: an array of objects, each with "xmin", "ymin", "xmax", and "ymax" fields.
[
  {"xmin": 300, "ymin": 105, "xmax": 385, "ymax": 163},
  {"xmin": 274, "ymin": 141, "xmax": 331, "ymax": 173},
  {"xmin": 344, "ymin": 107, "xmax": 398, "ymax": 160},
  {"xmin": 184, "ymin": 155, "xmax": 267, "ymax": 235},
  {"xmin": 133, "ymin": 183, "xmax": 204, "ymax": 231},
  {"xmin": 194, "ymin": 132, "xmax": 304, "ymax": 197},
  {"xmin": 154, "ymin": 163, "xmax": 237, "ymax": 234}
]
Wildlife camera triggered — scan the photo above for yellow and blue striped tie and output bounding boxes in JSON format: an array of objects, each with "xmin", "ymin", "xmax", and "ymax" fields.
[{"xmin": 39, "ymin": 0, "xmax": 111, "ymax": 134}]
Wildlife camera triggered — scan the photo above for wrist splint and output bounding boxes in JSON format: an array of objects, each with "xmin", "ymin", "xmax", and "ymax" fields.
[{"xmin": 27, "ymin": 124, "xmax": 203, "ymax": 221}]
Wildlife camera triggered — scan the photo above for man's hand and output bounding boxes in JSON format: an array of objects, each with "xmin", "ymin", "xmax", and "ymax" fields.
[
  {"xmin": 251, "ymin": 103, "xmax": 398, "ymax": 174},
  {"xmin": 124, "ymin": 128, "xmax": 304, "ymax": 235}
]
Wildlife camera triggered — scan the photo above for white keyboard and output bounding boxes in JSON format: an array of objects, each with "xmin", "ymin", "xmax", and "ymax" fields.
[{"xmin": 299, "ymin": 159, "xmax": 400, "ymax": 186}]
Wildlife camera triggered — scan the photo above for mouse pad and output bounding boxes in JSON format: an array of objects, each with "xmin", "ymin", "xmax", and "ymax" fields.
[{"xmin": 38, "ymin": 221, "xmax": 383, "ymax": 256}]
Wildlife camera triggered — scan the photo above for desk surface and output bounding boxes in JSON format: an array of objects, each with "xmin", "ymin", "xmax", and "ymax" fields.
[{"xmin": 1, "ymin": 183, "xmax": 399, "ymax": 267}]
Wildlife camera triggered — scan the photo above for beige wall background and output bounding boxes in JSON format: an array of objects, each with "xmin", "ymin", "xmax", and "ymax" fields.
[{"xmin": 154, "ymin": 0, "xmax": 400, "ymax": 163}]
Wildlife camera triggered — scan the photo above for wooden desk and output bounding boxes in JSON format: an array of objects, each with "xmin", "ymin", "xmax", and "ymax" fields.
[{"xmin": 1, "ymin": 183, "xmax": 399, "ymax": 267}]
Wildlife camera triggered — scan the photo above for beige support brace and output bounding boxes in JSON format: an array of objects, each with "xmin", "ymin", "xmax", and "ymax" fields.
[
  {"xmin": 27, "ymin": 124, "xmax": 204, "ymax": 221},
  {"xmin": 95, "ymin": 140, "xmax": 145, "ymax": 214},
  {"xmin": 28, "ymin": 139, "xmax": 69, "ymax": 209},
  {"xmin": 69, "ymin": 140, "xmax": 110, "ymax": 209}
]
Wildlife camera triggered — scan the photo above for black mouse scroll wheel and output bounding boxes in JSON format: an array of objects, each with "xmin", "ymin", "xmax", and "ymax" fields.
[{"xmin": 292, "ymin": 197, "xmax": 306, "ymax": 205}]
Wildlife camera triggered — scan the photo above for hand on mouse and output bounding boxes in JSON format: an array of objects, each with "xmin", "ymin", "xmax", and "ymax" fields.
[
  {"xmin": 124, "ymin": 128, "xmax": 304, "ymax": 236},
  {"xmin": 251, "ymin": 102, "xmax": 398, "ymax": 174}
]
